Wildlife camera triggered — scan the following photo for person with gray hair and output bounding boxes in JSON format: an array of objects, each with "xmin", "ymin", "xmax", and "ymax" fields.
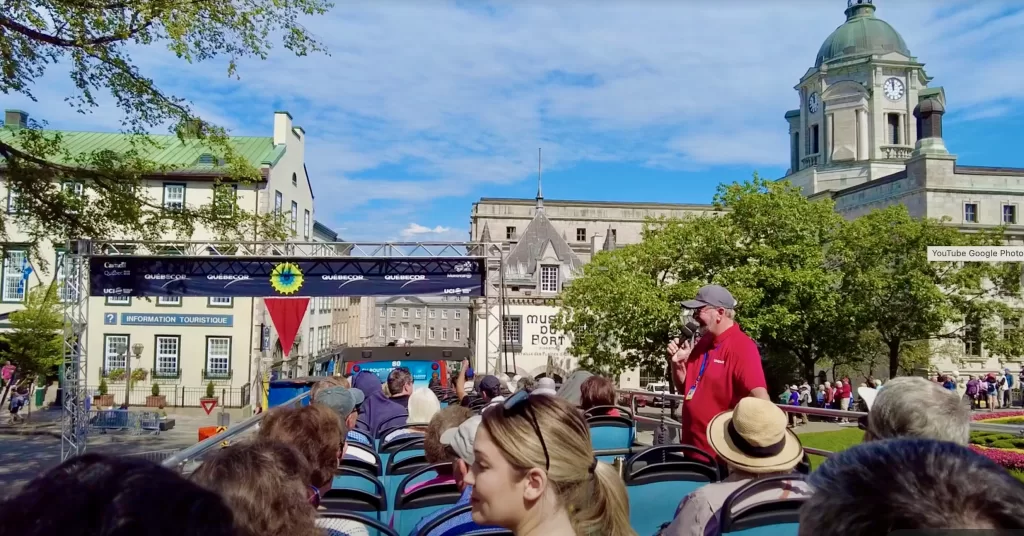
[{"xmin": 857, "ymin": 376, "xmax": 971, "ymax": 445}]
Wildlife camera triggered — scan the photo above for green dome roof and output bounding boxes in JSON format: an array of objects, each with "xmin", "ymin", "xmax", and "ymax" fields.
[{"xmin": 815, "ymin": 1, "xmax": 911, "ymax": 68}]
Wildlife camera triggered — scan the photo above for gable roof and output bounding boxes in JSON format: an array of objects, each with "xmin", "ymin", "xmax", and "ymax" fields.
[
  {"xmin": 0, "ymin": 127, "xmax": 285, "ymax": 176},
  {"xmin": 505, "ymin": 208, "xmax": 583, "ymax": 276}
]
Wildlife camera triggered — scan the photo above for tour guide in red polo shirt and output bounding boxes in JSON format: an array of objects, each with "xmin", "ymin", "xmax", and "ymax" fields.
[{"xmin": 667, "ymin": 284, "xmax": 770, "ymax": 460}]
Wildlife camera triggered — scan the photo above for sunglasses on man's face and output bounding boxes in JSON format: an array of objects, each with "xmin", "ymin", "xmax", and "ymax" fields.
[{"xmin": 502, "ymin": 390, "xmax": 550, "ymax": 471}]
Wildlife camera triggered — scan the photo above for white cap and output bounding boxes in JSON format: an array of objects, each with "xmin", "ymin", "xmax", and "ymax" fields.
[
  {"xmin": 858, "ymin": 386, "xmax": 879, "ymax": 410},
  {"xmin": 440, "ymin": 415, "xmax": 482, "ymax": 465}
]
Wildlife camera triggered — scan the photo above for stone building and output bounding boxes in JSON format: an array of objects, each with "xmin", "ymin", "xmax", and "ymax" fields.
[{"xmin": 370, "ymin": 296, "xmax": 471, "ymax": 348}]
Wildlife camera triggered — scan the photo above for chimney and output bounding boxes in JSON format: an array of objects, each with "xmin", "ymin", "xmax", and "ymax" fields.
[
  {"xmin": 273, "ymin": 111, "xmax": 293, "ymax": 145},
  {"xmin": 4, "ymin": 110, "xmax": 28, "ymax": 130}
]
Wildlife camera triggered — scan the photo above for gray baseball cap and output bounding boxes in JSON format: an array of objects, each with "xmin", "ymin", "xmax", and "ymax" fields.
[
  {"xmin": 314, "ymin": 386, "xmax": 365, "ymax": 417},
  {"xmin": 682, "ymin": 284, "xmax": 737, "ymax": 310},
  {"xmin": 440, "ymin": 415, "xmax": 482, "ymax": 465}
]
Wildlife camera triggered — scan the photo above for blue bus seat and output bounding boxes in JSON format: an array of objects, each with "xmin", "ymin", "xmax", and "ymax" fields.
[
  {"xmin": 716, "ymin": 475, "xmax": 806, "ymax": 536},
  {"xmin": 318, "ymin": 511, "xmax": 398, "ymax": 536},
  {"xmin": 373, "ymin": 413, "xmax": 409, "ymax": 449},
  {"xmin": 378, "ymin": 435, "xmax": 424, "ymax": 469},
  {"xmin": 392, "ymin": 464, "xmax": 463, "ymax": 535},
  {"xmin": 625, "ymin": 445, "xmax": 720, "ymax": 536},
  {"xmin": 379, "ymin": 424, "xmax": 425, "ymax": 445},
  {"xmin": 585, "ymin": 406, "xmax": 636, "ymax": 451},
  {"xmin": 341, "ymin": 442, "xmax": 382, "ymax": 477},
  {"xmin": 382, "ymin": 439, "xmax": 429, "ymax": 514},
  {"xmin": 322, "ymin": 468, "xmax": 387, "ymax": 521},
  {"xmin": 411, "ymin": 504, "xmax": 511, "ymax": 536}
]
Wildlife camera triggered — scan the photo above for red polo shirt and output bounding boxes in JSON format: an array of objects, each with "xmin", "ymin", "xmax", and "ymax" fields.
[{"xmin": 679, "ymin": 324, "xmax": 767, "ymax": 461}]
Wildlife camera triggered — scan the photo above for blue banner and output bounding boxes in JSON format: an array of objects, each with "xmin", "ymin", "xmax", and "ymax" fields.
[
  {"xmin": 90, "ymin": 256, "xmax": 485, "ymax": 298},
  {"xmin": 120, "ymin": 313, "xmax": 234, "ymax": 327}
]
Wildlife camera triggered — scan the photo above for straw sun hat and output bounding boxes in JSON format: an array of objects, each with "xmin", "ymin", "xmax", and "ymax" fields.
[{"xmin": 706, "ymin": 397, "xmax": 804, "ymax": 474}]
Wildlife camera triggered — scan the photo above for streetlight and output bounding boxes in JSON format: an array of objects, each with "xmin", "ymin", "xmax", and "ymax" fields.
[{"xmin": 123, "ymin": 343, "xmax": 144, "ymax": 408}]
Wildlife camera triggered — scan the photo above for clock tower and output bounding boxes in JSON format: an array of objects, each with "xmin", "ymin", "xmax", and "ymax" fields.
[{"xmin": 783, "ymin": 0, "xmax": 936, "ymax": 195}]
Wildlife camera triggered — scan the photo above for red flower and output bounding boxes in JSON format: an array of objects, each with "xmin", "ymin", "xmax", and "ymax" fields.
[
  {"xmin": 971, "ymin": 410, "xmax": 1024, "ymax": 422},
  {"xmin": 971, "ymin": 445, "xmax": 1024, "ymax": 471}
]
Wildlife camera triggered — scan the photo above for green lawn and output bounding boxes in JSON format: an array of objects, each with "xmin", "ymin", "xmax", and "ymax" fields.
[{"xmin": 796, "ymin": 428, "xmax": 1024, "ymax": 482}]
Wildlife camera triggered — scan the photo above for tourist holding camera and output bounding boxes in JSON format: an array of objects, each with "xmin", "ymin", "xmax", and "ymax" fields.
[{"xmin": 666, "ymin": 285, "xmax": 770, "ymax": 460}]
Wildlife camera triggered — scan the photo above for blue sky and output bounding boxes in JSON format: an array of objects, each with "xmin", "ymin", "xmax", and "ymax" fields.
[{"xmin": 7, "ymin": 0, "xmax": 1024, "ymax": 242}]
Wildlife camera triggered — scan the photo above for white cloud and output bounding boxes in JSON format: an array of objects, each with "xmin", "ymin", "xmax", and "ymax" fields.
[{"xmin": 9, "ymin": 0, "xmax": 1024, "ymax": 240}]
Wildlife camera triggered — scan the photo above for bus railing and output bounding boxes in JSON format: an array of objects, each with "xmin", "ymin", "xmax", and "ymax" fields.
[{"xmin": 160, "ymin": 390, "xmax": 310, "ymax": 471}]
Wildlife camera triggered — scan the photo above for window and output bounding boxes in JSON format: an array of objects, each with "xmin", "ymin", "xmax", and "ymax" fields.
[
  {"xmin": 441, "ymin": 310, "xmax": 448, "ymax": 319},
  {"xmin": 105, "ymin": 295, "xmax": 131, "ymax": 306},
  {"xmin": 208, "ymin": 297, "xmax": 232, "ymax": 307},
  {"xmin": 576, "ymin": 228, "xmax": 586, "ymax": 242},
  {"xmin": 157, "ymin": 295, "xmax": 181, "ymax": 306},
  {"xmin": 414, "ymin": 325, "xmax": 421, "ymax": 339},
  {"xmin": 965, "ymin": 321, "xmax": 982, "ymax": 357},
  {"xmin": 390, "ymin": 309, "xmax": 396, "ymax": 318},
  {"xmin": 611, "ymin": 229, "xmax": 617, "ymax": 241},
  {"xmin": 454, "ymin": 327, "xmax": 461, "ymax": 341},
  {"xmin": 7, "ymin": 187, "xmax": 19, "ymax": 213},
  {"xmin": 154, "ymin": 336, "xmax": 180, "ymax": 377},
  {"xmin": 805, "ymin": 125, "xmax": 819, "ymax": 154},
  {"xmin": 213, "ymin": 184, "xmax": 237, "ymax": 217},
  {"xmin": 274, "ymin": 191, "xmax": 283, "ymax": 217},
  {"xmin": 454, "ymin": 310, "xmax": 461, "ymax": 320},
  {"xmin": 308, "ymin": 327, "xmax": 314, "ymax": 356},
  {"xmin": 292, "ymin": 172, "xmax": 298, "ymax": 186},
  {"xmin": 429, "ymin": 326, "xmax": 435, "ymax": 340},
  {"xmin": 403, "ymin": 308, "xmax": 409, "ymax": 318},
  {"xmin": 540, "ymin": 265, "xmax": 559, "ymax": 293},
  {"xmin": 63, "ymin": 181, "xmax": 84, "ymax": 200},
  {"xmin": 389, "ymin": 324, "xmax": 396, "ymax": 338},
  {"xmin": 290, "ymin": 201, "xmax": 298, "ymax": 234},
  {"xmin": 1003, "ymin": 316, "xmax": 1019, "ymax": 341},
  {"xmin": 506, "ymin": 226, "xmax": 516, "ymax": 240},
  {"xmin": 2, "ymin": 249, "xmax": 28, "ymax": 302},
  {"xmin": 379, "ymin": 307, "xmax": 386, "ymax": 318},
  {"xmin": 103, "ymin": 335, "xmax": 129, "ymax": 373},
  {"xmin": 55, "ymin": 251, "xmax": 76, "ymax": 303},
  {"xmin": 887, "ymin": 113, "xmax": 901, "ymax": 145},
  {"xmin": 379, "ymin": 325, "xmax": 385, "ymax": 337},
  {"xmin": 415, "ymin": 309, "xmax": 421, "ymax": 319},
  {"xmin": 205, "ymin": 337, "xmax": 231, "ymax": 378},
  {"xmin": 429, "ymin": 310, "xmax": 436, "ymax": 319},
  {"xmin": 401, "ymin": 324, "xmax": 408, "ymax": 338},
  {"xmin": 441, "ymin": 327, "xmax": 448, "ymax": 341},
  {"xmin": 964, "ymin": 203, "xmax": 978, "ymax": 223},
  {"xmin": 303, "ymin": 210, "xmax": 311, "ymax": 240},
  {"xmin": 503, "ymin": 317, "xmax": 521, "ymax": 343},
  {"xmin": 163, "ymin": 184, "xmax": 185, "ymax": 210},
  {"xmin": 1004, "ymin": 205, "xmax": 1017, "ymax": 225}
]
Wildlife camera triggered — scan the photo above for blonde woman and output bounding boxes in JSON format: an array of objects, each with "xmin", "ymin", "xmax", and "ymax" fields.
[
  {"xmin": 466, "ymin": 391, "xmax": 636, "ymax": 536},
  {"xmin": 383, "ymin": 387, "xmax": 441, "ymax": 442}
]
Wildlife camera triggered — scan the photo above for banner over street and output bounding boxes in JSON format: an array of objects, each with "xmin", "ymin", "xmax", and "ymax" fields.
[{"xmin": 90, "ymin": 256, "xmax": 486, "ymax": 298}]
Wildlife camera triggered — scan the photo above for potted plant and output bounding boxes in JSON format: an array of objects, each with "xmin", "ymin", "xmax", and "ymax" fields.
[
  {"xmin": 200, "ymin": 381, "xmax": 218, "ymax": 409},
  {"xmin": 94, "ymin": 379, "xmax": 115, "ymax": 407},
  {"xmin": 146, "ymin": 382, "xmax": 166, "ymax": 408},
  {"xmin": 130, "ymin": 368, "xmax": 148, "ymax": 388}
]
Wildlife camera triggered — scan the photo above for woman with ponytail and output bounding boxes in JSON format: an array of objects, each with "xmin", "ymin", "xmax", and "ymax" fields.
[{"xmin": 466, "ymin": 391, "xmax": 636, "ymax": 536}]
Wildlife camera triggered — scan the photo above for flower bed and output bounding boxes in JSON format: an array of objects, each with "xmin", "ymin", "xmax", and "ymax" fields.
[
  {"xmin": 972, "ymin": 410, "xmax": 1024, "ymax": 422},
  {"xmin": 971, "ymin": 445, "xmax": 1024, "ymax": 471}
]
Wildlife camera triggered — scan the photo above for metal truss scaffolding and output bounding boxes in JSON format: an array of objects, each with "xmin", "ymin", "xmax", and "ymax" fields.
[{"xmin": 61, "ymin": 239, "xmax": 506, "ymax": 461}]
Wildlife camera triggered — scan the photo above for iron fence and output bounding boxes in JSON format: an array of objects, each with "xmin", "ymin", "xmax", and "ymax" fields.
[{"xmin": 86, "ymin": 384, "xmax": 251, "ymax": 409}]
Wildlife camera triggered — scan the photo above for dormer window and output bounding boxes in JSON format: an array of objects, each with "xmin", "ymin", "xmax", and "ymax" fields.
[
  {"xmin": 540, "ymin": 265, "xmax": 559, "ymax": 293},
  {"xmin": 197, "ymin": 154, "xmax": 216, "ymax": 165}
]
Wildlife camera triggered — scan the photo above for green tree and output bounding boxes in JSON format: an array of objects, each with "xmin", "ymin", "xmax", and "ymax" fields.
[
  {"xmin": 838, "ymin": 204, "xmax": 1020, "ymax": 377},
  {"xmin": 0, "ymin": 0, "xmax": 331, "ymax": 255},
  {"xmin": 0, "ymin": 282, "xmax": 64, "ymax": 380}
]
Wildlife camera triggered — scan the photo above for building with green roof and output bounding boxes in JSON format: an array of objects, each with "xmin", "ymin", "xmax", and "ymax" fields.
[{"xmin": 0, "ymin": 109, "xmax": 324, "ymax": 403}]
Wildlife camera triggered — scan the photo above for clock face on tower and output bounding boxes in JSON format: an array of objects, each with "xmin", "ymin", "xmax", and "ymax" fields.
[
  {"xmin": 883, "ymin": 77, "xmax": 905, "ymax": 101},
  {"xmin": 807, "ymin": 92, "xmax": 820, "ymax": 113}
]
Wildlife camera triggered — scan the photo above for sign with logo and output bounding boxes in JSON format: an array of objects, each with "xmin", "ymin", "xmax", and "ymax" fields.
[
  {"xmin": 351, "ymin": 360, "xmax": 439, "ymax": 389},
  {"xmin": 89, "ymin": 256, "xmax": 486, "ymax": 298},
  {"xmin": 507, "ymin": 305, "xmax": 574, "ymax": 371},
  {"xmin": 120, "ymin": 313, "xmax": 234, "ymax": 327},
  {"xmin": 103, "ymin": 313, "xmax": 117, "ymax": 325}
]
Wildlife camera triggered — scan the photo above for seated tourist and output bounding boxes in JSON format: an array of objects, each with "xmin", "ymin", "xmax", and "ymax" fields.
[
  {"xmin": 659, "ymin": 397, "xmax": 811, "ymax": 536},
  {"xmin": 406, "ymin": 405, "xmax": 475, "ymax": 493},
  {"xmin": 800, "ymin": 438, "xmax": 1024, "ymax": 533},
  {"xmin": 191, "ymin": 440, "xmax": 355, "ymax": 536},
  {"xmin": 858, "ymin": 375, "xmax": 970, "ymax": 444},
  {"xmin": 387, "ymin": 367, "xmax": 414, "ymax": 408},
  {"xmin": 0, "ymin": 453, "xmax": 238, "ymax": 536},
  {"xmin": 314, "ymin": 384, "xmax": 370, "ymax": 447},
  {"xmin": 383, "ymin": 387, "xmax": 441, "ymax": 442},
  {"xmin": 467, "ymin": 391, "xmax": 635, "ymax": 536},
  {"xmin": 531, "ymin": 377, "xmax": 557, "ymax": 397},
  {"xmin": 257, "ymin": 404, "xmax": 366, "ymax": 536},
  {"xmin": 352, "ymin": 371, "xmax": 406, "ymax": 436},
  {"xmin": 579, "ymin": 375, "xmax": 621, "ymax": 416}
]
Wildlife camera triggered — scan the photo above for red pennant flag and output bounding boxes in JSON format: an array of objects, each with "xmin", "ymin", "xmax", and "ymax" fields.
[{"xmin": 265, "ymin": 297, "xmax": 310, "ymax": 358}]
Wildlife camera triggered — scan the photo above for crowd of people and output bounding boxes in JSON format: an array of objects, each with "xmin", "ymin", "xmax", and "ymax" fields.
[{"xmin": 1, "ymin": 284, "xmax": 1023, "ymax": 535}]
